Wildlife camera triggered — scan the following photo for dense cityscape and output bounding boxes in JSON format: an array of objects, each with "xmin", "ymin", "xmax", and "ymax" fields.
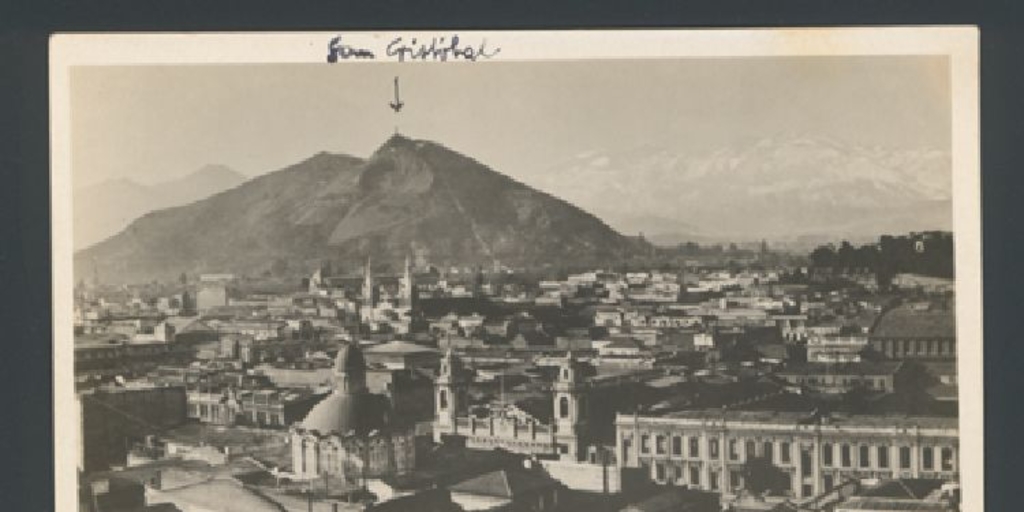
[{"xmin": 74, "ymin": 230, "xmax": 960, "ymax": 512}]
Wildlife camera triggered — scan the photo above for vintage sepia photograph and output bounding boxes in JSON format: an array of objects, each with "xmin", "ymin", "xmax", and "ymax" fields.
[{"xmin": 51, "ymin": 29, "xmax": 981, "ymax": 512}]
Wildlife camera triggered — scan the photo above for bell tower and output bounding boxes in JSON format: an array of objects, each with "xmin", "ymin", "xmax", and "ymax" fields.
[
  {"xmin": 434, "ymin": 349, "xmax": 466, "ymax": 442},
  {"xmin": 362, "ymin": 256, "xmax": 375, "ymax": 307},
  {"xmin": 553, "ymin": 351, "xmax": 587, "ymax": 461},
  {"xmin": 400, "ymin": 255, "xmax": 415, "ymax": 309}
]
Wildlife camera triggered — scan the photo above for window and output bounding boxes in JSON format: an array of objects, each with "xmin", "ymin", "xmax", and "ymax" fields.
[
  {"xmin": 641, "ymin": 434, "xmax": 650, "ymax": 454},
  {"xmin": 731, "ymin": 470, "xmax": 742, "ymax": 490},
  {"xmin": 878, "ymin": 446, "xmax": 889, "ymax": 469},
  {"xmin": 746, "ymin": 440, "xmax": 757, "ymax": 460},
  {"xmin": 900, "ymin": 446, "xmax": 911, "ymax": 469},
  {"xmin": 941, "ymin": 447, "xmax": 954, "ymax": 471},
  {"xmin": 710, "ymin": 470, "xmax": 719, "ymax": 491},
  {"xmin": 655, "ymin": 463, "xmax": 666, "ymax": 481},
  {"xmin": 729, "ymin": 439, "xmax": 739, "ymax": 461},
  {"xmin": 780, "ymin": 442, "xmax": 791, "ymax": 464},
  {"xmin": 439, "ymin": 389, "xmax": 448, "ymax": 410},
  {"xmin": 922, "ymin": 447, "xmax": 934, "ymax": 470},
  {"xmin": 763, "ymin": 441, "xmax": 774, "ymax": 462},
  {"xmin": 656, "ymin": 435, "xmax": 667, "ymax": 455},
  {"xmin": 840, "ymin": 444, "xmax": 851, "ymax": 468},
  {"xmin": 859, "ymin": 445, "xmax": 870, "ymax": 468},
  {"xmin": 674, "ymin": 464, "xmax": 684, "ymax": 482},
  {"xmin": 690, "ymin": 465, "xmax": 700, "ymax": 486},
  {"xmin": 689, "ymin": 437, "xmax": 700, "ymax": 458},
  {"xmin": 622, "ymin": 437, "xmax": 632, "ymax": 462},
  {"xmin": 709, "ymin": 439, "xmax": 719, "ymax": 458},
  {"xmin": 672, "ymin": 436, "xmax": 683, "ymax": 456},
  {"xmin": 559, "ymin": 397, "xmax": 569, "ymax": 419},
  {"xmin": 823, "ymin": 474, "xmax": 833, "ymax": 491}
]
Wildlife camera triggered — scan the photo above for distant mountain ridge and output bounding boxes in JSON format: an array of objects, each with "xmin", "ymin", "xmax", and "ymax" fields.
[
  {"xmin": 528, "ymin": 136, "xmax": 952, "ymax": 243},
  {"xmin": 75, "ymin": 135, "xmax": 643, "ymax": 284},
  {"xmin": 74, "ymin": 164, "xmax": 247, "ymax": 249}
]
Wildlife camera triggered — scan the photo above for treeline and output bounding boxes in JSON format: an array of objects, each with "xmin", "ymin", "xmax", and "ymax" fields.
[{"xmin": 809, "ymin": 231, "xmax": 954, "ymax": 284}]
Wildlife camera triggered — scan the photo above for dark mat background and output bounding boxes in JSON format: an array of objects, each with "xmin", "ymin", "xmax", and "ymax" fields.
[{"xmin": 1, "ymin": 2, "xmax": 1019, "ymax": 510}]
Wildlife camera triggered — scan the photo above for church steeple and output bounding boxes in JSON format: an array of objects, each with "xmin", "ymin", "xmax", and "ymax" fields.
[
  {"xmin": 434, "ymin": 349, "xmax": 466, "ymax": 442},
  {"xmin": 362, "ymin": 256, "xmax": 374, "ymax": 308},
  {"xmin": 553, "ymin": 350, "xmax": 587, "ymax": 461},
  {"xmin": 401, "ymin": 255, "xmax": 414, "ymax": 309}
]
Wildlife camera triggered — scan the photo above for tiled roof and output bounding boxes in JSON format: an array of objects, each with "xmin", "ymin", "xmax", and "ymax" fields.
[
  {"xmin": 860, "ymin": 478, "xmax": 945, "ymax": 500},
  {"xmin": 777, "ymin": 361, "xmax": 903, "ymax": 377},
  {"xmin": 449, "ymin": 468, "xmax": 557, "ymax": 498},
  {"xmin": 621, "ymin": 488, "xmax": 718, "ymax": 512},
  {"xmin": 871, "ymin": 307, "xmax": 955, "ymax": 339},
  {"xmin": 838, "ymin": 497, "xmax": 952, "ymax": 511},
  {"xmin": 364, "ymin": 340, "xmax": 439, "ymax": 355}
]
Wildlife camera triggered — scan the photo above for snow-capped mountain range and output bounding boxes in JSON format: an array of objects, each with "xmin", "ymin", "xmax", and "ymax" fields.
[{"xmin": 527, "ymin": 136, "xmax": 952, "ymax": 245}]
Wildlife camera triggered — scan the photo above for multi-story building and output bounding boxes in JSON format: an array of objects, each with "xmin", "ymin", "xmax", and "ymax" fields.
[
  {"xmin": 186, "ymin": 386, "xmax": 320, "ymax": 428},
  {"xmin": 807, "ymin": 335, "xmax": 869, "ymax": 363},
  {"xmin": 78, "ymin": 385, "xmax": 188, "ymax": 472},
  {"xmin": 776, "ymin": 362, "xmax": 906, "ymax": 394},
  {"xmin": 868, "ymin": 305, "xmax": 956, "ymax": 361},
  {"xmin": 74, "ymin": 337, "xmax": 197, "ymax": 384},
  {"xmin": 615, "ymin": 409, "xmax": 958, "ymax": 501}
]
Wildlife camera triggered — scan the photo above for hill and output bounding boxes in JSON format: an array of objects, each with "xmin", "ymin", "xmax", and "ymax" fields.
[
  {"xmin": 74, "ymin": 164, "xmax": 247, "ymax": 249},
  {"xmin": 75, "ymin": 135, "xmax": 642, "ymax": 284}
]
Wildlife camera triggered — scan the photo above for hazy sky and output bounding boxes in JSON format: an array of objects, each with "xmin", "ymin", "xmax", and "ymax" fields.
[{"xmin": 70, "ymin": 57, "xmax": 950, "ymax": 188}]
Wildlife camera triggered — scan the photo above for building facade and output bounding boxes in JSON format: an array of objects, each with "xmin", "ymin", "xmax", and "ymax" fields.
[
  {"xmin": 615, "ymin": 410, "xmax": 958, "ymax": 501},
  {"xmin": 289, "ymin": 344, "xmax": 416, "ymax": 481},
  {"xmin": 433, "ymin": 350, "xmax": 590, "ymax": 461},
  {"xmin": 807, "ymin": 335, "xmax": 869, "ymax": 363}
]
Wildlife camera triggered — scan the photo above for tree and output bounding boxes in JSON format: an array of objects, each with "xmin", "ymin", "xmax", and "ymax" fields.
[
  {"xmin": 741, "ymin": 456, "xmax": 790, "ymax": 496},
  {"xmin": 809, "ymin": 244, "xmax": 836, "ymax": 268}
]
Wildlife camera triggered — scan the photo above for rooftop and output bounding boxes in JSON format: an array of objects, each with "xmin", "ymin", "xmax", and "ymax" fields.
[
  {"xmin": 837, "ymin": 498, "xmax": 953, "ymax": 511},
  {"xmin": 860, "ymin": 479, "xmax": 947, "ymax": 500},
  {"xmin": 871, "ymin": 305, "xmax": 956, "ymax": 340},
  {"xmin": 652, "ymin": 408, "xmax": 957, "ymax": 430},
  {"xmin": 777, "ymin": 361, "xmax": 903, "ymax": 377},
  {"xmin": 448, "ymin": 467, "xmax": 558, "ymax": 499},
  {"xmin": 364, "ymin": 340, "xmax": 441, "ymax": 355}
]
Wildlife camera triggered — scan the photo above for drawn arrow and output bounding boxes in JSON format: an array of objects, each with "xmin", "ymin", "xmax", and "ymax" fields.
[{"xmin": 389, "ymin": 76, "xmax": 404, "ymax": 112}]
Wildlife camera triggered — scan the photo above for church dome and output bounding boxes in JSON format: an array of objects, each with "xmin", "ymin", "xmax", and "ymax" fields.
[
  {"xmin": 299, "ymin": 342, "xmax": 387, "ymax": 435},
  {"xmin": 299, "ymin": 392, "xmax": 389, "ymax": 436}
]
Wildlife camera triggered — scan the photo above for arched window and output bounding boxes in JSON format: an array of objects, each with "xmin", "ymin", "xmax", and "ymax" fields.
[
  {"xmin": 439, "ymin": 389, "xmax": 448, "ymax": 410},
  {"xmin": 559, "ymin": 396, "xmax": 570, "ymax": 418}
]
